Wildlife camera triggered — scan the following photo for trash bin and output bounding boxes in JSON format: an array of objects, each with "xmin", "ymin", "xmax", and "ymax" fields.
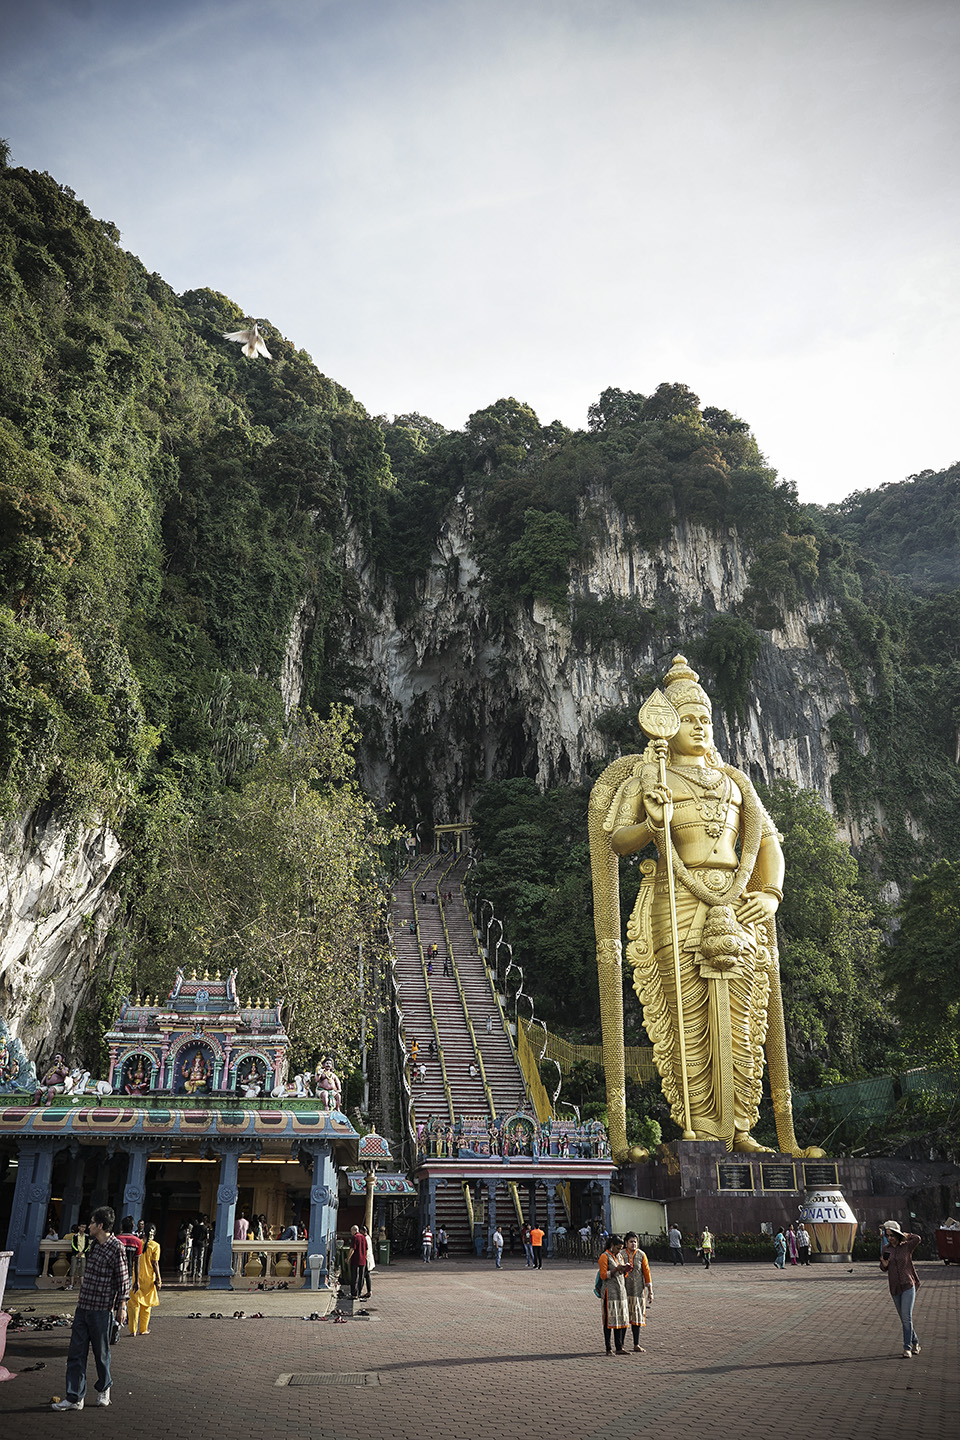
[
  {"xmin": 936, "ymin": 1227, "xmax": 960, "ymax": 1264},
  {"xmin": 307, "ymin": 1253, "xmax": 326, "ymax": 1290},
  {"xmin": 378, "ymin": 1241, "xmax": 390, "ymax": 1266}
]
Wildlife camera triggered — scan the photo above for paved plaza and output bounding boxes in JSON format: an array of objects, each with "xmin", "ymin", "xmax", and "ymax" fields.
[{"xmin": 1, "ymin": 1256, "xmax": 957, "ymax": 1439}]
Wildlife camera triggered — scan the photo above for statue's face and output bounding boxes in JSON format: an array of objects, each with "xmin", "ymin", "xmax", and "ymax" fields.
[{"xmin": 673, "ymin": 703, "xmax": 713, "ymax": 757}]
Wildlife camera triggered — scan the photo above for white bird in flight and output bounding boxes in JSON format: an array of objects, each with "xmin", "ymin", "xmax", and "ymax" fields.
[{"xmin": 222, "ymin": 322, "xmax": 271, "ymax": 359}]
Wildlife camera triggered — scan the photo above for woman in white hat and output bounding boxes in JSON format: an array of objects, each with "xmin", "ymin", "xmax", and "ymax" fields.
[{"xmin": 879, "ymin": 1221, "xmax": 922, "ymax": 1357}]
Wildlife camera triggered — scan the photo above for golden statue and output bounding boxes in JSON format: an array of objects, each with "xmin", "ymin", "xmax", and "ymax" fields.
[{"xmin": 589, "ymin": 654, "xmax": 824, "ymax": 1161}]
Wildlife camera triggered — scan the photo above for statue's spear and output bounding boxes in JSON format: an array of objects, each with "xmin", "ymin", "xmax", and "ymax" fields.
[{"xmin": 637, "ymin": 689, "xmax": 695, "ymax": 1141}]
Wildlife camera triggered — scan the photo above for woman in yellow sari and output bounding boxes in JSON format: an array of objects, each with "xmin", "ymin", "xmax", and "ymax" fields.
[{"xmin": 128, "ymin": 1224, "xmax": 162, "ymax": 1336}]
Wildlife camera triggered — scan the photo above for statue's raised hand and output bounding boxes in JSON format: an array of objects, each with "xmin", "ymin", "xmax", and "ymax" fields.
[{"xmin": 643, "ymin": 782, "xmax": 673, "ymax": 831}]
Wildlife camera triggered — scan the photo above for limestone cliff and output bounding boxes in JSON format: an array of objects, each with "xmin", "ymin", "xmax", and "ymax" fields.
[
  {"xmin": 330, "ymin": 490, "xmax": 866, "ymax": 837},
  {"xmin": 0, "ymin": 811, "xmax": 121, "ymax": 1061}
]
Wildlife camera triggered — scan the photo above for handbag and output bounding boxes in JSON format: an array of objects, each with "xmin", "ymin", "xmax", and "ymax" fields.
[
  {"xmin": 109, "ymin": 1315, "xmax": 122, "ymax": 1345},
  {"xmin": 593, "ymin": 1269, "xmax": 603, "ymax": 1298}
]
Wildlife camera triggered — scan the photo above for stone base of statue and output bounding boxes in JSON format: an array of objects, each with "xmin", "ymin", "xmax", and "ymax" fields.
[{"xmin": 624, "ymin": 1140, "xmax": 960, "ymax": 1246}]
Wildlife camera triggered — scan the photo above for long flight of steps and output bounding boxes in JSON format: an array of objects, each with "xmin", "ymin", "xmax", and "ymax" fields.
[{"xmin": 392, "ymin": 853, "xmax": 535, "ymax": 1252}]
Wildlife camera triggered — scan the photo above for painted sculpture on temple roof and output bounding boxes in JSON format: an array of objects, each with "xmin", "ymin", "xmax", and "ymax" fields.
[
  {"xmin": 0, "ymin": 1016, "xmax": 38, "ymax": 1095},
  {"xmin": 314, "ymin": 1057, "xmax": 342, "ymax": 1112},
  {"xmin": 589, "ymin": 654, "xmax": 825, "ymax": 1162},
  {"xmin": 181, "ymin": 1047, "xmax": 210, "ymax": 1094}
]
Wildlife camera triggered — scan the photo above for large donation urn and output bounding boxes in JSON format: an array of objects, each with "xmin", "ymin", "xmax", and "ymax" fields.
[{"xmin": 799, "ymin": 1188, "xmax": 858, "ymax": 1263}]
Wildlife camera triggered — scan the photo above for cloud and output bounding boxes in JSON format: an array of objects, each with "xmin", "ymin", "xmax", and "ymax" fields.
[{"xmin": 2, "ymin": 0, "xmax": 958, "ymax": 500}]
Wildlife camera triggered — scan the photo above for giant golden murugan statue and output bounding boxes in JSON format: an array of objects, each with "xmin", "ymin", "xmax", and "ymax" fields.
[{"xmin": 589, "ymin": 654, "xmax": 823, "ymax": 1161}]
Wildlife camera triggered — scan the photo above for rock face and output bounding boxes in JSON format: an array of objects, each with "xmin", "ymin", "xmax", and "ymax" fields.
[
  {"xmin": 328, "ymin": 492, "xmax": 866, "ymax": 836},
  {"xmin": 0, "ymin": 809, "xmax": 121, "ymax": 1061},
  {"xmin": 0, "ymin": 495, "xmax": 872, "ymax": 1059}
]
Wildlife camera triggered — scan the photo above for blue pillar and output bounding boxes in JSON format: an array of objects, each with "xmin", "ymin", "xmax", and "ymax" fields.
[
  {"xmin": 601, "ymin": 1178, "xmax": 611, "ymax": 1234},
  {"xmin": 7, "ymin": 1141, "xmax": 56, "ymax": 1287},
  {"xmin": 90, "ymin": 1145, "xmax": 112, "ymax": 1210},
  {"xmin": 427, "ymin": 1177, "xmax": 438, "ymax": 1235},
  {"xmin": 546, "ymin": 1184, "xmax": 556, "ymax": 1258},
  {"xmin": 61, "ymin": 1147, "xmax": 86, "ymax": 1234},
  {"xmin": 122, "ymin": 1142, "xmax": 152, "ymax": 1225},
  {"xmin": 207, "ymin": 1145, "xmax": 241, "ymax": 1290},
  {"xmin": 486, "ymin": 1180, "xmax": 497, "ymax": 1258},
  {"xmin": 306, "ymin": 1143, "xmax": 336, "ymax": 1278}
]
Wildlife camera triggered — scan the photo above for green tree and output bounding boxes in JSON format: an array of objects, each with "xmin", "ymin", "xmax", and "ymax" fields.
[
  {"xmin": 129, "ymin": 709, "xmax": 397, "ymax": 1065},
  {"xmin": 885, "ymin": 859, "xmax": 960, "ymax": 1064},
  {"xmin": 761, "ymin": 779, "xmax": 891, "ymax": 1085}
]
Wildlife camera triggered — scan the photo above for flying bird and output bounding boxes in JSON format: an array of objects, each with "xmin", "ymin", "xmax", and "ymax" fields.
[{"xmin": 222, "ymin": 322, "xmax": 271, "ymax": 359}]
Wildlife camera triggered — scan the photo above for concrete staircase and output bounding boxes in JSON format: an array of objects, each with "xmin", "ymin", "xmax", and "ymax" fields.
[{"xmin": 393, "ymin": 853, "xmax": 534, "ymax": 1251}]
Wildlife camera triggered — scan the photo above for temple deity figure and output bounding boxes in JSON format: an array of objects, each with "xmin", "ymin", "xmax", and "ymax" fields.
[
  {"xmin": 314, "ymin": 1057, "xmax": 342, "ymax": 1112},
  {"xmin": 589, "ymin": 655, "xmax": 824, "ymax": 1161},
  {"xmin": 182, "ymin": 1049, "xmax": 209, "ymax": 1094},
  {"xmin": 124, "ymin": 1057, "xmax": 149, "ymax": 1095}
]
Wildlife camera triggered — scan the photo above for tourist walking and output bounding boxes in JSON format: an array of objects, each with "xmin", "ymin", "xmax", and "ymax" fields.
[
  {"xmin": 623, "ymin": 1233, "xmax": 653, "ymax": 1352},
  {"xmin": 879, "ymin": 1221, "xmax": 922, "ymax": 1357},
  {"xmin": 530, "ymin": 1224, "xmax": 545, "ymax": 1268},
  {"xmin": 598, "ymin": 1235, "xmax": 630, "ymax": 1355},
  {"xmin": 493, "ymin": 1225, "xmax": 504, "ymax": 1268},
  {"xmin": 773, "ymin": 1227, "xmax": 787, "ymax": 1269},
  {"xmin": 668, "ymin": 1223, "xmax": 684, "ymax": 1265},
  {"xmin": 699, "ymin": 1227, "xmax": 713, "ymax": 1270},
  {"xmin": 787, "ymin": 1223, "xmax": 799, "ymax": 1265},
  {"xmin": 796, "ymin": 1223, "xmax": 811, "ymax": 1265},
  {"xmin": 421, "ymin": 1225, "xmax": 433, "ymax": 1262},
  {"xmin": 68, "ymin": 1222, "xmax": 87, "ymax": 1290},
  {"xmin": 523, "ymin": 1224, "xmax": 535, "ymax": 1268},
  {"xmin": 128, "ymin": 1224, "xmax": 161, "ymax": 1336},
  {"xmin": 53, "ymin": 1206, "xmax": 129, "ymax": 1411},
  {"xmin": 348, "ymin": 1225, "xmax": 369, "ymax": 1298},
  {"xmin": 436, "ymin": 1225, "xmax": 448, "ymax": 1260}
]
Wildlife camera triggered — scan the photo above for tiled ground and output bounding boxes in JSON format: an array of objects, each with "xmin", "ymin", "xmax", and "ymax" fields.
[{"xmin": 1, "ymin": 1256, "xmax": 957, "ymax": 1439}]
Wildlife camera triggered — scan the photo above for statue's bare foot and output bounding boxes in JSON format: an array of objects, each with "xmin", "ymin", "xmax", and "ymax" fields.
[
  {"xmin": 732, "ymin": 1132, "xmax": 775, "ymax": 1153},
  {"xmin": 794, "ymin": 1145, "xmax": 827, "ymax": 1159}
]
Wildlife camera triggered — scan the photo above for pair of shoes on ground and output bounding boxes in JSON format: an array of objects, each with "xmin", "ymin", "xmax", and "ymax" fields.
[{"xmin": 52, "ymin": 1389, "xmax": 110, "ymax": 1411}]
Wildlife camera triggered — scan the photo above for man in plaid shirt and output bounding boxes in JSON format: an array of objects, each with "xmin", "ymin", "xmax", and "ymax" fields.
[{"xmin": 53, "ymin": 1206, "xmax": 129, "ymax": 1411}]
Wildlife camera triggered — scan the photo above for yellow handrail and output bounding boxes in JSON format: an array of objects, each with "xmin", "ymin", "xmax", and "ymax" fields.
[
  {"xmin": 439, "ymin": 900, "xmax": 497, "ymax": 1120},
  {"xmin": 410, "ymin": 881, "xmax": 455, "ymax": 1123}
]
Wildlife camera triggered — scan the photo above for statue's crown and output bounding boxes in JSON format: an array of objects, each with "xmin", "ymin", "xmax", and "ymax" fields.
[{"xmin": 662, "ymin": 653, "xmax": 712, "ymax": 711}]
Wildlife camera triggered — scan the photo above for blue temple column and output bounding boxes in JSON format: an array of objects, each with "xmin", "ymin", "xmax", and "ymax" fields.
[
  {"xmin": 89, "ymin": 1144, "xmax": 113, "ymax": 1210},
  {"xmin": 427, "ymin": 1177, "xmax": 438, "ymax": 1236},
  {"xmin": 207, "ymin": 1144, "xmax": 242, "ymax": 1290},
  {"xmin": 601, "ymin": 1177, "xmax": 611, "ymax": 1234},
  {"xmin": 546, "ymin": 1184, "xmax": 556, "ymax": 1257},
  {"xmin": 305, "ymin": 1142, "xmax": 336, "ymax": 1280},
  {"xmin": 121, "ymin": 1141, "xmax": 153, "ymax": 1225},
  {"xmin": 61, "ymin": 1146, "xmax": 87, "ymax": 1233},
  {"xmin": 7, "ymin": 1141, "xmax": 57, "ymax": 1287}
]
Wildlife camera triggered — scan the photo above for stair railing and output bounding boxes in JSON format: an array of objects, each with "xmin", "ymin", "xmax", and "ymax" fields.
[
  {"xmin": 410, "ymin": 881, "xmax": 456, "ymax": 1124},
  {"xmin": 438, "ymin": 893, "xmax": 497, "ymax": 1120}
]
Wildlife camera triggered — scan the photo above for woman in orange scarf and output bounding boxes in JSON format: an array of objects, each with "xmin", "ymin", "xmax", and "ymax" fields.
[{"xmin": 598, "ymin": 1235, "xmax": 629, "ymax": 1355}]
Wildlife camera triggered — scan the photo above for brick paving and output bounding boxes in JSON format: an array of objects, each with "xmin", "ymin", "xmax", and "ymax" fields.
[{"xmin": 1, "ymin": 1257, "xmax": 957, "ymax": 1439}]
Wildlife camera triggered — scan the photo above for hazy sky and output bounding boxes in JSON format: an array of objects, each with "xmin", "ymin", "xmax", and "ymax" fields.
[{"xmin": 2, "ymin": 0, "xmax": 958, "ymax": 504}]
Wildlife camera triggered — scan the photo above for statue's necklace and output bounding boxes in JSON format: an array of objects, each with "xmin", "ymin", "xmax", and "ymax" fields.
[{"xmin": 668, "ymin": 764, "xmax": 723, "ymax": 791}]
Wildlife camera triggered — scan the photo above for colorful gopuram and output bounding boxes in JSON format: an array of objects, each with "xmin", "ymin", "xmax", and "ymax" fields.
[{"xmin": 0, "ymin": 978, "xmax": 357, "ymax": 1290}]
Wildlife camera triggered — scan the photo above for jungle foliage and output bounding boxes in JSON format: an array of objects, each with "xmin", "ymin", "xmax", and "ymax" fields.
[{"xmin": 2, "ymin": 156, "xmax": 960, "ymax": 1101}]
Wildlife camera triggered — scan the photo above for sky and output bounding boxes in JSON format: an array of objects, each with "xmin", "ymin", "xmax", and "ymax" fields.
[{"xmin": 2, "ymin": 0, "xmax": 958, "ymax": 505}]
